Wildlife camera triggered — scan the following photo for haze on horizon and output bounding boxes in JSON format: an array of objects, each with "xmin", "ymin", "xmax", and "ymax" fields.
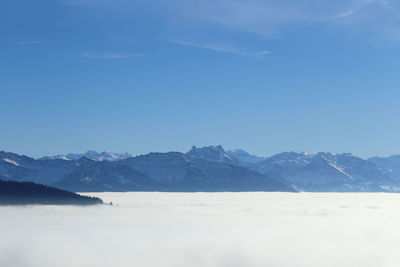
[{"xmin": 2, "ymin": 0, "xmax": 400, "ymax": 158}]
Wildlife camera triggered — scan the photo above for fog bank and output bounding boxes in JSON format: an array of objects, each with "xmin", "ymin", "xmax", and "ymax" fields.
[{"xmin": 1, "ymin": 192, "xmax": 400, "ymax": 267}]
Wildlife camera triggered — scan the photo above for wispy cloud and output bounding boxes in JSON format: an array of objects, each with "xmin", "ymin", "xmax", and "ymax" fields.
[
  {"xmin": 171, "ymin": 40, "xmax": 271, "ymax": 58},
  {"xmin": 17, "ymin": 40, "xmax": 47, "ymax": 46},
  {"xmin": 168, "ymin": 0, "xmax": 400, "ymax": 38},
  {"xmin": 82, "ymin": 52, "xmax": 144, "ymax": 59},
  {"xmin": 337, "ymin": 10, "xmax": 355, "ymax": 18},
  {"xmin": 331, "ymin": 0, "xmax": 400, "ymax": 40},
  {"xmin": 333, "ymin": 0, "xmax": 399, "ymax": 19},
  {"xmin": 59, "ymin": 0, "xmax": 400, "ymax": 42}
]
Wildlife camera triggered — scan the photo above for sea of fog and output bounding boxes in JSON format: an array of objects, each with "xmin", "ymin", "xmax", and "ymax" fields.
[{"xmin": 1, "ymin": 192, "xmax": 400, "ymax": 267}]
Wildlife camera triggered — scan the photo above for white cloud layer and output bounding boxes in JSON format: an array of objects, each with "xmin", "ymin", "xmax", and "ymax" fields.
[{"xmin": 1, "ymin": 192, "xmax": 400, "ymax": 267}]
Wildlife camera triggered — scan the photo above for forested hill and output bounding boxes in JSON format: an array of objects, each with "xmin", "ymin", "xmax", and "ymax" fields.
[{"xmin": 0, "ymin": 180, "xmax": 103, "ymax": 205}]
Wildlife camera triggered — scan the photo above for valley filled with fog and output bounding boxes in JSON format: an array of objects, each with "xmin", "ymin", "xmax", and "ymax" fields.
[{"xmin": 1, "ymin": 192, "xmax": 400, "ymax": 267}]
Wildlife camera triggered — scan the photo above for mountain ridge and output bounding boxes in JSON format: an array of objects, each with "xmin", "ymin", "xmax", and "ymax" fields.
[{"xmin": 2, "ymin": 147, "xmax": 400, "ymax": 192}]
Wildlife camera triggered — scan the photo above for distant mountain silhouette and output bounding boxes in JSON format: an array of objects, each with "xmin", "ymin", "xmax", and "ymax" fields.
[{"xmin": 0, "ymin": 180, "xmax": 103, "ymax": 205}]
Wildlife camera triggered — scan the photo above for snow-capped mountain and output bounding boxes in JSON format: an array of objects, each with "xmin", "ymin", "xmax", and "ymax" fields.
[
  {"xmin": 3, "ymin": 147, "xmax": 400, "ymax": 192},
  {"xmin": 255, "ymin": 152, "xmax": 390, "ymax": 192},
  {"xmin": 0, "ymin": 149, "xmax": 291, "ymax": 192},
  {"xmin": 182, "ymin": 147, "xmax": 400, "ymax": 192},
  {"xmin": 39, "ymin": 151, "xmax": 133, "ymax": 162}
]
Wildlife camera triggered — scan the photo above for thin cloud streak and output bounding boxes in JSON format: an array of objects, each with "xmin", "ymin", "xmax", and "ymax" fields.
[
  {"xmin": 171, "ymin": 40, "xmax": 271, "ymax": 58},
  {"xmin": 82, "ymin": 52, "xmax": 144, "ymax": 59}
]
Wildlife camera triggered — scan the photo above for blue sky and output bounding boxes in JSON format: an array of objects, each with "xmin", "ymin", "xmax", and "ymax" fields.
[{"xmin": 1, "ymin": 0, "xmax": 400, "ymax": 158}]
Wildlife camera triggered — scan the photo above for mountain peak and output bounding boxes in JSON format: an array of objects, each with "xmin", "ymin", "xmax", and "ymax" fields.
[{"xmin": 186, "ymin": 145, "xmax": 239, "ymax": 165}]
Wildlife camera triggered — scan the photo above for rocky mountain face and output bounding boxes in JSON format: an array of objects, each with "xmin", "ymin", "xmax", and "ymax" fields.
[{"xmin": 2, "ymin": 147, "xmax": 400, "ymax": 192}]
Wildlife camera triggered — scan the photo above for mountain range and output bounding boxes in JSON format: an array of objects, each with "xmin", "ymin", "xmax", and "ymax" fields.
[{"xmin": 2, "ymin": 146, "xmax": 400, "ymax": 192}]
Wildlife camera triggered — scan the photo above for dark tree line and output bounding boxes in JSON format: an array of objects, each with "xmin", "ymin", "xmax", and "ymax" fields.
[{"xmin": 0, "ymin": 180, "xmax": 103, "ymax": 205}]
